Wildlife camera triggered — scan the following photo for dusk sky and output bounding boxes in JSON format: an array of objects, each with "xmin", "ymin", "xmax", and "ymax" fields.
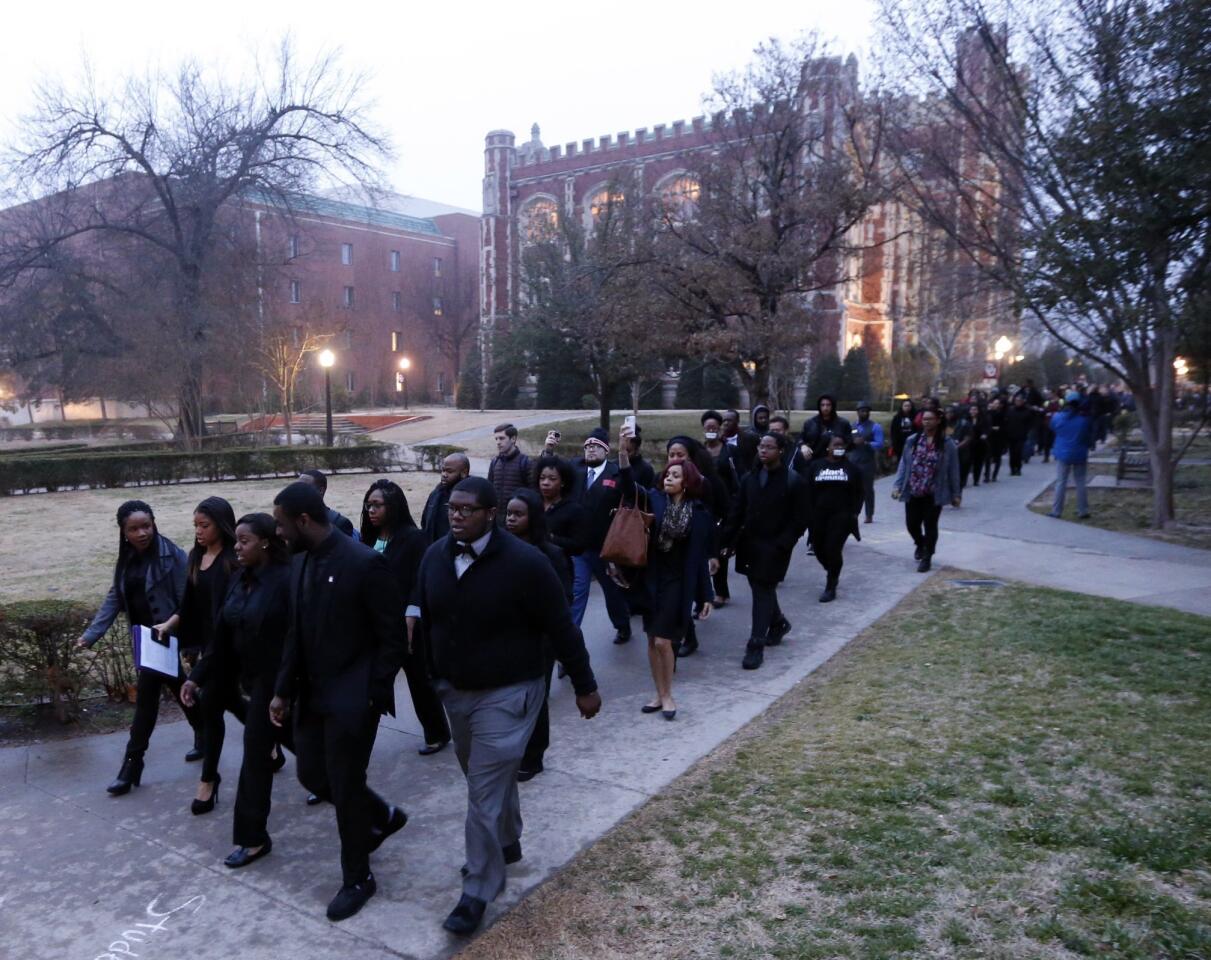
[{"xmin": 0, "ymin": 0, "xmax": 875, "ymax": 212}]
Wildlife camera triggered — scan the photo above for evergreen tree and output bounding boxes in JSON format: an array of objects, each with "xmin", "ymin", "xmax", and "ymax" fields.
[
  {"xmin": 809, "ymin": 352, "xmax": 843, "ymax": 401},
  {"xmin": 841, "ymin": 347, "xmax": 872, "ymax": 402},
  {"xmin": 456, "ymin": 342, "xmax": 482, "ymax": 410}
]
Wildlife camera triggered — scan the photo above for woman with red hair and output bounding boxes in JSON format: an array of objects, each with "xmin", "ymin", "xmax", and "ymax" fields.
[{"xmin": 618, "ymin": 424, "xmax": 715, "ymax": 720}]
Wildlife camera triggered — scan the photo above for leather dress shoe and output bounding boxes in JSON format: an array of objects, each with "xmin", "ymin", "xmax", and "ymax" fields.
[
  {"xmin": 612, "ymin": 629, "xmax": 631, "ymax": 645},
  {"xmin": 442, "ymin": 893, "xmax": 487, "ymax": 935},
  {"xmin": 418, "ymin": 739, "xmax": 449, "ymax": 756},
  {"xmin": 675, "ymin": 636, "xmax": 698, "ymax": 657},
  {"xmin": 766, "ymin": 617, "xmax": 791, "ymax": 646},
  {"xmin": 224, "ymin": 838, "xmax": 272, "ymax": 869},
  {"xmin": 184, "ymin": 746, "xmax": 204, "ymax": 763},
  {"xmin": 819, "ymin": 586, "xmax": 836, "ymax": 603},
  {"xmin": 917, "ymin": 557, "xmax": 932, "ymax": 573},
  {"xmin": 461, "ymin": 841, "xmax": 523, "ymax": 877},
  {"xmin": 741, "ymin": 640, "xmax": 764, "ymax": 670},
  {"xmin": 306, "ymin": 792, "xmax": 324, "ymax": 806},
  {"xmin": 517, "ymin": 763, "xmax": 542, "ymax": 783},
  {"xmin": 327, "ymin": 874, "xmax": 376, "ymax": 922},
  {"xmin": 368, "ymin": 806, "xmax": 407, "ymax": 853}
]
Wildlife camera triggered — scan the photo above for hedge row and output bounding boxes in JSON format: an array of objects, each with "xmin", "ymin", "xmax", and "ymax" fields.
[
  {"xmin": 0, "ymin": 600, "xmax": 137, "ymax": 723},
  {"xmin": 0, "ymin": 442, "xmax": 405, "ymax": 495}
]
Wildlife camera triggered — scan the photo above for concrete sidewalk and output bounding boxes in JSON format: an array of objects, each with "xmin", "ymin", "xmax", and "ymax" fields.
[{"xmin": 863, "ymin": 453, "xmax": 1211, "ymax": 616}]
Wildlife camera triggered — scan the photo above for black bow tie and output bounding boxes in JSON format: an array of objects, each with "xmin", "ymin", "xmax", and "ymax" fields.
[{"xmin": 455, "ymin": 542, "xmax": 478, "ymax": 559}]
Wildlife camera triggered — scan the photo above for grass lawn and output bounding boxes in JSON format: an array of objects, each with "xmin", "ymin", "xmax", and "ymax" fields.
[
  {"xmin": 461, "ymin": 576, "xmax": 1211, "ymax": 960},
  {"xmin": 1028, "ymin": 465, "xmax": 1211, "ymax": 551}
]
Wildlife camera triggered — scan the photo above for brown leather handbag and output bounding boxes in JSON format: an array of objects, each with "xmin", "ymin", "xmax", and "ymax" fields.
[{"xmin": 599, "ymin": 486, "xmax": 654, "ymax": 568}]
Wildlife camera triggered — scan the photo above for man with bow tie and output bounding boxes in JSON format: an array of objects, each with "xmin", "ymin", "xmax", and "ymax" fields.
[{"xmin": 409, "ymin": 476, "xmax": 601, "ymax": 935}]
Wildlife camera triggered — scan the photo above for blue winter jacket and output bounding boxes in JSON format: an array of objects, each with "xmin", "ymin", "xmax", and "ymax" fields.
[{"xmin": 1049, "ymin": 409, "xmax": 1093, "ymax": 464}]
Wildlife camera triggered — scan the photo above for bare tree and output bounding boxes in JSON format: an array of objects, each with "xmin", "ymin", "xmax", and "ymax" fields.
[
  {"xmin": 417, "ymin": 255, "xmax": 478, "ymax": 405},
  {"xmin": 0, "ymin": 40, "xmax": 389, "ymax": 443},
  {"xmin": 654, "ymin": 35, "xmax": 887, "ymax": 404},
  {"xmin": 879, "ymin": 0, "xmax": 1211, "ymax": 526},
  {"xmin": 255, "ymin": 311, "xmax": 334, "ymax": 446}
]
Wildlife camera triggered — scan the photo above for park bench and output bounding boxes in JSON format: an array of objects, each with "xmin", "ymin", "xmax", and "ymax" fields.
[{"xmin": 1116, "ymin": 446, "xmax": 1151, "ymax": 485}]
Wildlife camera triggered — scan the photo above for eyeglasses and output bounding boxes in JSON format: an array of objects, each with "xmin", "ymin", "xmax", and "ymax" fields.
[
  {"xmin": 446, "ymin": 504, "xmax": 488, "ymax": 518},
  {"xmin": 365, "ymin": 502, "xmax": 386, "ymax": 512}
]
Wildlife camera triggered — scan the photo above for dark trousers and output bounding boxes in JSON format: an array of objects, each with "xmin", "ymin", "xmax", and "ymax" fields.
[
  {"xmin": 968, "ymin": 443, "xmax": 985, "ymax": 486},
  {"xmin": 1039, "ymin": 427, "xmax": 1054, "ymax": 461},
  {"xmin": 403, "ymin": 637, "xmax": 449, "ymax": 746},
  {"xmin": 125, "ymin": 665, "xmax": 201, "ymax": 761},
  {"xmin": 233, "ymin": 680, "xmax": 294, "ymax": 848},
  {"xmin": 521, "ymin": 658, "xmax": 555, "ymax": 773},
  {"xmin": 571, "ymin": 550, "xmax": 631, "ymax": 633},
  {"xmin": 985, "ymin": 441, "xmax": 1004, "ymax": 481},
  {"xmin": 905, "ymin": 496, "xmax": 943, "ymax": 558},
  {"xmin": 712, "ymin": 554, "xmax": 731, "ymax": 601},
  {"xmin": 748, "ymin": 578, "xmax": 783, "ymax": 643},
  {"xmin": 1008, "ymin": 438, "xmax": 1025, "ymax": 475},
  {"xmin": 200, "ymin": 679, "xmax": 248, "ymax": 783},
  {"xmin": 294, "ymin": 708, "xmax": 391, "ymax": 885},
  {"xmin": 959, "ymin": 455, "xmax": 973, "ymax": 490},
  {"xmin": 857, "ymin": 464, "xmax": 876, "ymax": 519},
  {"xmin": 811, "ymin": 516, "xmax": 851, "ymax": 585}
]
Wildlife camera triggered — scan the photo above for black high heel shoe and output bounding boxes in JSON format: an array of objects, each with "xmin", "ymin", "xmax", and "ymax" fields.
[
  {"xmin": 191, "ymin": 775, "xmax": 221, "ymax": 816},
  {"xmin": 107, "ymin": 755, "xmax": 144, "ymax": 796},
  {"xmin": 270, "ymin": 745, "xmax": 287, "ymax": 773}
]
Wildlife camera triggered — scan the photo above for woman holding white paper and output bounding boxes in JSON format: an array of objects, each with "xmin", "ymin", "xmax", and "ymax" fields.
[{"xmin": 78, "ymin": 499, "xmax": 199, "ymax": 796}]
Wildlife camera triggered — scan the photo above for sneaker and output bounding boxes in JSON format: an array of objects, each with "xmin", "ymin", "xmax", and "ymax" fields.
[
  {"xmin": 326, "ymin": 874, "xmax": 376, "ymax": 922},
  {"xmin": 741, "ymin": 640, "xmax": 764, "ymax": 670}
]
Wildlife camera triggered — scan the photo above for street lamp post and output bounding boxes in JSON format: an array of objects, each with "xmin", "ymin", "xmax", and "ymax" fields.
[
  {"xmin": 319, "ymin": 349, "xmax": 335, "ymax": 447},
  {"xmin": 397, "ymin": 356, "xmax": 411, "ymax": 411}
]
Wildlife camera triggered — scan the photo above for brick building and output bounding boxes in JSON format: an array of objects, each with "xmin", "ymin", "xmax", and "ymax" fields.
[{"xmin": 480, "ymin": 40, "xmax": 1018, "ymax": 403}]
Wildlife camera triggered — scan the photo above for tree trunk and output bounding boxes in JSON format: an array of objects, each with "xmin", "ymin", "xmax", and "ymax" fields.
[
  {"xmin": 282, "ymin": 385, "xmax": 294, "ymax": 447},
  {"xmin": 1134, "ymin": 383, "xmax": 1176, "ymax": 528},
  {"xmin": 597, "ymin": 376, "xmax": 613, "ymax": 432}
]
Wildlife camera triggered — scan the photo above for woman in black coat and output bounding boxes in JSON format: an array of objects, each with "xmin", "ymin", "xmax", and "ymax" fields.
[
  {"xmin": 620, "ymin": 425, "xmax": 715, "ymax": 720},
  {"xmin": 182, "ymin": 513, "xmax": 294, "ymax": 868},
  {"xmin": 507, "ymin": 488, "xmax": 575, "ymax": 780},
  {"xmin": 889, "ymin": 399, "xmax": 917, "ymax": 459},
  {"xmin": 362, "ymin": 479, "xmax": 450, "ymax": 755},
  {"xmin": 535, "ymin": 454, "xmax": 588, "ymax": 563},
  {"xmin": 157, "ymin": 496, "xmax": 243, "ymax": 814},
  {"xmin": 77, "ymin": 499, "xmax": 200, "ymax": 796}
]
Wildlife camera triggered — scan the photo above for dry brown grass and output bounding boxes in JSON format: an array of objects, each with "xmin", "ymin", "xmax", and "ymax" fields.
[{"xmin": 0, "ymin": 470, "xmax": 439, "ymax": 604}]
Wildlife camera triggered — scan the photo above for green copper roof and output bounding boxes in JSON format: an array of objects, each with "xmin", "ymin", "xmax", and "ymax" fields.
[{"xmin": 245, "ymin": 191, "xmax": 444, "ymax": 236}]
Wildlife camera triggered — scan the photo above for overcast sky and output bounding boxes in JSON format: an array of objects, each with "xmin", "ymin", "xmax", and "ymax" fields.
[{"xmin": 0, "ymin": 0, "xmax": 875, "ymax": 213}]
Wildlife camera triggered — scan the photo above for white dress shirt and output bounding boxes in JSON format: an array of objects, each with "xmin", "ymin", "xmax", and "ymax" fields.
[{"xmin": 453, "ymin": 529, "xmax": 493, "ymax": 580}]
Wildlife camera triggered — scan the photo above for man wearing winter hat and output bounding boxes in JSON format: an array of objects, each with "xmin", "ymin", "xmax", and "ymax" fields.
[
  {"xmin": 1047, "ymin": 392, "xmax": 1094, "ymax": 520},
  {"xmin": 570, "ymin": 427, "xmax": 633, "ymax": 643},
  {"xmin": 800, "ymin": 395, "xmax": 853, "ymax": 460}
]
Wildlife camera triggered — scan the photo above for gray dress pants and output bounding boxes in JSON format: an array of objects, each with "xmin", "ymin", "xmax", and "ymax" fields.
[{"xmin": 436, "ymin": 676, "xmax": 546, "ymax": 902}]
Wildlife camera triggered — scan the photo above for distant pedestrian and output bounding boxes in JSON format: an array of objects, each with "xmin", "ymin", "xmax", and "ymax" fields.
[
  {"xmin": 891, "ymin": 409, "xmax": 961, "ymax": 573},
  {"xmin": 1048, "ymin": 391, "xmax": 1095, "ymax": 520},
  {"xmin": 890, "ymin": 398, "xmax": 917, "ymax": 460},
  {"xmin": 421, "ymin": 452, "xmax": 471, "ymax": 543},
  {"xmin": 298, "ymin": 469, "xmax": 356, "ymax": 537},
  {"xmin": 847, "ymin": 401, "xmax": 883, "ymax": 522},
  {"xmin": 487, "ymin": 423, "xmax": 534, "ymax": 510}
]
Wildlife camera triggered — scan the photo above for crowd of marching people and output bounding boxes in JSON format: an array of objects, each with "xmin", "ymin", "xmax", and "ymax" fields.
[{"xmin": 72, "ymin": 384, "xmax": 1112, "ymax": 932}]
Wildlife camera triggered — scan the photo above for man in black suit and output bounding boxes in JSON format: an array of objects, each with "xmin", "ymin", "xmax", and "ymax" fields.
[
  {"xmin": 565, "ymin": 427, "xmax": 633, "ymax": 643},
  {"xmin": 421, "ymin": 452, "xmax": 470, "ymax": 543},
  {"xmin": 269, "ymin": 482, "xmax": 407, "ymax": 923},
  {"xmin": 721, "ymin": 433, "xmax": 809, "ymax": 671},
  {"xmin": 410, "ymin": 477, "xmax": 601, "ymax": 935}
]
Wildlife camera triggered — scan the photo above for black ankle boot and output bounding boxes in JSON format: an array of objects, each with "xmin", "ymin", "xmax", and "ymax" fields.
[{"xmin": 107, "ymin": 755, "xmax": 144, "ymax": 796}]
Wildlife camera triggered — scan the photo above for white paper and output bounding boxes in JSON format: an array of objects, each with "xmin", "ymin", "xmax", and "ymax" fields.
[{"xmin": 134, "ymin": 625, "xmax": 179, "ymax": 677}]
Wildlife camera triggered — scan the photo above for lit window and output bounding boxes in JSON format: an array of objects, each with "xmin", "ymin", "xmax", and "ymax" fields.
[
  {"xmin": 341, "ymin": 243, "xmax": 353, "ymax": 265},
  {"xmin": 392, "ymin": 291, "xmax": 402, "ymax": 312},
  {"xmin": 343, "ymin": 286, "xmax": 354, "ymax": 308},
  {"xmin": 432, "ymin": 297, "xmax": 443, "ymax": 317},
  {"xmin": 287, "ymin": 235, "xmax": 300, "ymax": 259},
  {"xmin": 521, "ymin": 198, "xmax": 559, "ymax": 242},
  {"xmin": 659, "ymin": 175, "xmax": 700, "ymax": 224},
  {"xmin": 433, "ymin": 257, "xmax": 443, "ymax": 277},
  {"xmin": 587, "ymin": 187, "xmax": 625, "ymax": 224},
  {"xmin": 289, "ymin": 279, "xmax": 301, "ymax": 304},
  {"xmin": 392, "ymin": 331, "xmax": 403, "ymax": 352},
  {"xmin": 390, "ymin": 250, "xmax": 400, "ymax": 272}
]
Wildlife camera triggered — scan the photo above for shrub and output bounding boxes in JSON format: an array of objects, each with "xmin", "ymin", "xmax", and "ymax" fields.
[
  {"xmin": 0, "ymin": 601, "xmax": 94, "ymax": 723},
  {"xmin": 0, "ymin": 441, "xmax": 405, "ymax": 496},
  {"xmin": 411, "ymin": 443, "xmax": 468, "ymax": 471}
]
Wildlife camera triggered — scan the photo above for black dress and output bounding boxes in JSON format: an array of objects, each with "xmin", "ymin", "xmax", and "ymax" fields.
[{"xmin": 643, "ymin": 537, "xmax": 692, "ymax": 640}]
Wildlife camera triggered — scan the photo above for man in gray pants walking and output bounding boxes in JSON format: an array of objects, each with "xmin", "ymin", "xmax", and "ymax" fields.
[{"xmin": 409, "ymin": 477, "xmax": 602, "ymax": 935}]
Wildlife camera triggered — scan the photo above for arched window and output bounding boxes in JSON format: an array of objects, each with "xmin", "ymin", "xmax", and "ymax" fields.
[
  {"xmin": 586, "ymin": 186, "xmax": 625, "ymax": 225},
  {"xmin": 658, "ymin": 174, "xmax": 700, "ymax": 223},
  {"xmin": 521, "ymin": 197, "xmax": 559, "ymax": 243}
]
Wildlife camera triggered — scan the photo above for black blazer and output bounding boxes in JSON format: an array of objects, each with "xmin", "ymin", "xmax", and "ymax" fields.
[
  {"xmin": 275, "ymin": 528, "xmax": 405, "ymax": 718},
  {"xmin": 192, "ymin": 563, "xmax": 292, "ymax": 694},
  {"xmin": 722, "ymin": 465, "xmax": 809, "ymax": 584},
  {"xmin": 545, "ymin": 497, "xmax": 588, "ymax": 558},
  {"xmin": 415, "ymin": 531, "xmax": 596, "ymax": 695},
  {"xmin": 421, "ymin": 483, "xmax": 453, "ymax": 544},
  {"xmin": 571, "ymin": 458, "xmax": 624, "ymax": 550},
  {"xmin": 370, "ymin": 526, "xmax": 427, "ymax": 609}
]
